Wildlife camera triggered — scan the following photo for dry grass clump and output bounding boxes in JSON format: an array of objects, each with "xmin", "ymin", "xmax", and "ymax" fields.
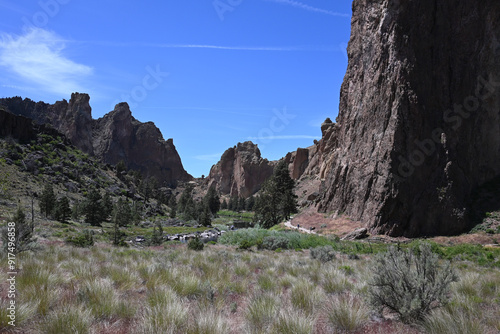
[
  {"xmin": 40, "ymin": 305, "xmax": 93, "ymax": 334},
  {"xmin": 270, "ymin": 309, "xmax": 314, "ymax": 334},
  {"xmin": 325, "ymin": 294, "xmax": 369, "ymax": 333}
]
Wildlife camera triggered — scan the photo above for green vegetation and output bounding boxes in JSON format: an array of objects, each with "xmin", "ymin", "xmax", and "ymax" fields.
[
  {"xmin": 39, "ymin": 183, "xmax": 56, "ymax": 218},
  {"xmin": 254, "ymin": 160, "xmax": 298, "ymax": 229},
  {"xmin": 0, "ymin": 234, "xmax": 498, "ymax": 333},
  {"xmin": 1, "ymin": 206, "xmax": 37, "ymax": 254},
  {"xmin": 53, "ymin": 196, "xmax": 71, "ymax": 223},
  {"xmin": 65, "ymin": 230, "xmax": 94, "ymax": 247},
  {"xmin": 310, "ymin": 245, "xmax": 336, "ymax": 262},
  {"xmin": 187, "ymin": 236, "xmax": 204, "ymax": 251},
  {"xmin": 369, "ymin": 244, "xmax": 458, "ymax": 323},
  {"xmin": 83, "ymin": 189, "xmax": 105, "ymax": 227}
]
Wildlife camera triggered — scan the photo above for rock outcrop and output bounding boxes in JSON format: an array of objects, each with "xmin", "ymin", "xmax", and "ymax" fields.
[
  {"xmin": 207, "ymin": 141, "xmax": 275, "ymax": 198},
  {"xmin": 0, "ymin": 94, "xmax": 191, "ymax": 187},
  {"xmin": 317, "ymin": 0, "xmax": 500, "ymax": 236},
  {"xmin": 0, "ymin": 107, "xmax": 64, "ymax": 144},
  {"xmin": 93, "ymin": 102, "xmax": 191, "ymax": 186},
  {"xmin": 285, "ymin": 118, "xmax": 338, "ymax": 181}
]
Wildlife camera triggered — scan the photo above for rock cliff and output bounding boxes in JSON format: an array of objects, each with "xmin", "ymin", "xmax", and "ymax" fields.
[
  {"xmin": 317, "ymin": 0, "xmax": 500, "ymax": 236},
  {"xmin": 0, "ymin": 94, "xmax": 191, "ymax": 187},
  {"xmin": 206, "ymin": 141, "xmax": 275, "ymax": 198},
  {"xmin": 93, "ymin": 102, "xmax": 191, "ymax": 186}
]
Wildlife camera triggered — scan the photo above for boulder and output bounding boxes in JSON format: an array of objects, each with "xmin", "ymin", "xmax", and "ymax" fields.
[{"xmin": 341, "ymin": 228, "xmax": 368, "ymax": 241}]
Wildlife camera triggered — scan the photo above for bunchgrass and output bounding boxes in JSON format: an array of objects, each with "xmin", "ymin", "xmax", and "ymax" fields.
[
  {"xmin": 270, "ymin": 309, "xmax": 314, "ymax": 334},
  {"xmin": 325, "ymin": 294, "xmax": 369, "ymax": 332},
  {"xmin": 5, "ymin": 237, "xmax": 500, "ymax": 333},
  {"xmin": 40, "ymin": 305, "xmax": 93, "ymax": 334}
]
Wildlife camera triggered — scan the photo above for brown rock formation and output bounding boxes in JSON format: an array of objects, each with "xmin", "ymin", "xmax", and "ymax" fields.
[
  {"xmin": 0, "ymin": 94, "xmax": 191, "ymax": 187},
  {"xmin": 93, "ymin": 102, "xmax": 191, "ymax": 187},
  {"xmin": 50, "ymin": 93, "xmax": 94, "ymax": 154},
  {"xmin": 207, "ymin": 141, "xmax": 275, "ymax": 198},
  {"xmin": 317, "ymin": 0, "xmax": 500, "ymax": 236},
  {"xmin": 0, "ymin": 107, "xmax": 69, "ymax": 144}
]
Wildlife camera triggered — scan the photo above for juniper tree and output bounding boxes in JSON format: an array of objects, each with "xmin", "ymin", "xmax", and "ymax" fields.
[
  {"xmin": 54, "ymin": 196, "xmax": 71, "ymax": 223},
  {"xmin": 39, "ymin": 183, "xmax": 56, "ymax": 218},
  {"xmin": 83, "ymin": 189, "xmax": 104, "ymax": 226},
  {"xmin": 254, "ymin": 160, "xmax": 297, "ymax": 229},
  {"xmin": 2, "ymin": 206, "xmax": 37, "ymax": 254},
  {"xmin": 102, "ymin": 192, "xmax": 113, "ymax": 221},
  {"xmin": 112, "ymin": 198, "xmax": 132, "ymax": 227},
  {"xmin": 204, "ymin": 186, "xmax": 220, "ymax": 215}
]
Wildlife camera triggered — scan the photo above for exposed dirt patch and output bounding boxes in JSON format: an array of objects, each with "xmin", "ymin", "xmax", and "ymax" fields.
[
  {"xmin": 289, "ymin": 206, "xmax": 364, "ymax": 237},
  {"xmin": 429, "ymin": 233, "xmax": 499, "ymax": 246}
]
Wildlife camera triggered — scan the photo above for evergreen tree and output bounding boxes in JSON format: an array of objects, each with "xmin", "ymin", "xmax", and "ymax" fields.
[
  {"xmin": 83, "ymin": 189, "xmax": 104, "ymax": 226},
  {"xmin": 184, "ymin": 197, "xmax": 198, "ymax": 221},
  {"xmin": 102, "ymin": 192, "xmax": 113, "ymax": 221},
  {"xmin": 39, "ymin": 183, "xmax": 56, "ymax": 218},
  {"xmin": 254, "ymin": 160, "xmax": 297, "ymax": 229},
  {"xmin": 54, "ymin": 197, "xmax": 71, "ymax": 223},
  {"xmin": 221, "ymin": 199, "xmax": 228, "ymax": 210},
  {"xmin": 112, "ymin": 198, "xmax": 132, "ymax": 227},
  {"xmin": 169, "ymin": 195, "xmax": 177, "ymax": 218},
  {"xmin": 245, "ymin": 196, "xmax": 255, "ymax": 211},
  {"xmin": 178, "ymin": 184, "xmax": 194, "ymax": 213},
  {"xmin": 200, "ymin": 204, "xmax": 212, "ymax": 227},
  {"xmin": 141, "ymin": 176, "xmax": 157, "ymax": 203},
  {"xmin": 229, "ymin": 196, "xmax": 238, "ymax": 212},
  {"xmin": 150, "ymin": 221, "xmax": 163, "ymax": 245},
  {"xmin": 237, "ymin": 196, "xmax": 246, "ymax": 212},
  {"xmin": 131, "ymin": 201, "xmax": 142, "ymax": 225},
  {"xmin": 204, "ymin": 186, "xmax": 220, "ymax": 215},
  {"xmin": 2, "ymin": 206, "xmax": 37, "ymax": 254},
  {"xmin": 71, "ymin": 201, "xmax": 82, "ymax": 222},
  {"xmin": 273, "ymin": 160, "xmax": 298, "ymax": 220},
  {"xmin": 116, "ymin": 160, "xmax": 127, "ymax": 177}
]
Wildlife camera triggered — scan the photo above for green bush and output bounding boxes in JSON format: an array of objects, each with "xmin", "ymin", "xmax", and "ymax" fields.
[
  {"xmin": 310, "ymin": 245, "xmax": 336, "ymax": 262},
  {"xmin": 368, "ymin": 243, "xmax": 457, "ymax": 323},
  {"xmin": 238, "ymin": 240, "xmax": 253, "ymax": 250},
  {"xmin": 187, "ymin": 237, "xmax": 204, "ymax": 251},
  {"xmin": 66, "ymin": 230, "xmax": 94, "ymax": 248},
  {"xmin": 262, "ymin": 235, "xmax": 290, "ymax": 250}
]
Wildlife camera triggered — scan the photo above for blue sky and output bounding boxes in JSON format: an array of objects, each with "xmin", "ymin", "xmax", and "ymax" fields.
[{"xmin": 0, "ymin": 0, "xmax": 352, "ymax": 177}]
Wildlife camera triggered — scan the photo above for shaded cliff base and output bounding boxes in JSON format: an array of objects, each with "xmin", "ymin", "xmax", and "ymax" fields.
[{"xmin": 285, "ymin": 206, "xmax": 500, "ymax": 247}]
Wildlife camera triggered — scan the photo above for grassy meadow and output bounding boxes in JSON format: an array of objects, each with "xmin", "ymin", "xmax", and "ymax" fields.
[{"xmin": 0, "ymin": 230, "xmax": 499, "ymax": 334}]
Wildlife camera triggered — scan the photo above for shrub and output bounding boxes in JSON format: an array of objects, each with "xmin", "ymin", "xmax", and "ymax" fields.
[
  {"xmin": 238, "ymin": 240, "xmax": 253, "ymax": 250},
  {"xmin": 310, "ymin": 245, "xmax": 336, "ymax": 263},
  {"xmin": 66, "ymin": 230, "xmax": 94, "ymax": 247},
  {"xmin": 262, "ymin": 236, "xmax": 290, "ymax": 251},
  {"xmin": 187, "ymin": 237, "xmax": 204, "ymax": 251},
  {"xmin": 368, "ymin": 243, "xmax": 457, "ymax": 323}
]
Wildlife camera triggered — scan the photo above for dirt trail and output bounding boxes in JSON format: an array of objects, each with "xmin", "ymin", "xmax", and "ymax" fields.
[{"xmin": 284, "ymin": 220, "xmax": 317, "ymax": 234}]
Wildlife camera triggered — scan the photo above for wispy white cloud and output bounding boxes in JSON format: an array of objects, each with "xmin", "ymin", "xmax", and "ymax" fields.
[
  {"xmin": 84, "ymin": 41, "xmax": 336, "ymax": 52},
  {"xmin": 0, "ymin": 28, "xmax": 93, "ymax": 95},
  {"xmin": 194, "ymin": 153, "xmax": 223, "ymax": 161},
  {"xmin": 263, "ymin": 0, "xmax": 350, "ymax": 17},
  {"xmin": 247, "ymin": 135, "xmax": 321, "ymax": 140}
]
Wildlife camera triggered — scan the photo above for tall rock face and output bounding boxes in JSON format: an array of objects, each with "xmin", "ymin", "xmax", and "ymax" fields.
[
  {"xmin": 0, "ymin": 94, "xmax": 191, "ymax": 187},
  {"xmin": 318, "ymin": 0, "xmax": 500, "ymax": 236},
  {"xmin": 207, "ymin": 141, "xmax": 275, "ymax": 198},
  {"xmin": 93, "ymin": 103, "xmax": 191, "ymax": 187}
]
